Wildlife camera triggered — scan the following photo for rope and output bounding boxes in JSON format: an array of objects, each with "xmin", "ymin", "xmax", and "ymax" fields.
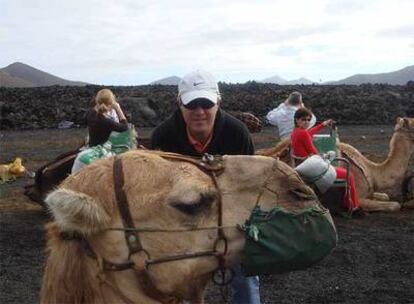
[{"xmin": 106, "ymin": 225, "xmax": 237, "ymax": 233}]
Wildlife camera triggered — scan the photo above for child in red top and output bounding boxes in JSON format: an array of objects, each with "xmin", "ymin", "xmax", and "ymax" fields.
[
  {"xmin": 291, "ymin": 108, "xmax": 360, "ymax": 212},
  {"xmin": 291, "ymin": 120, "xmax": 326, "ymax": 157}
]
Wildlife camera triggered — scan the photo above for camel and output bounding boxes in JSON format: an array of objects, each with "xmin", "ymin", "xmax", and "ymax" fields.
[
  {"xmin": 256, "ymin": 117, "xmax": 414, "ymax": 212},
  {"xmin": 256, "ymin": 138, "xmax": 291, "ymax": 159},
  {"xmin": 41, "ymin": 150, "xmax": 330, "ymax": 303},
  {"xmin": 25, "ymin": 126, "xmax": 142, "ymax": 205},
  {"xmin": 339, "ymin": 117, "xmax": 414, "ymax": 212}
]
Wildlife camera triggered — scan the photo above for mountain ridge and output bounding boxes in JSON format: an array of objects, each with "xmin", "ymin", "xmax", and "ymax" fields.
[
  {"xmin": 0, "ymin": 70, "xmax": 34, "ymax": 87},
  {"xmin": 0, "ymin": 62, "xmax": 88, "ymax": 87},
  {"xmin": 1, "ymin": 62, "xmax": 413, "ymax": 87},
  {"xmin": 327, "ymin": 65, "xmax": 414, "ymax": 85},
  {"xmin": 260, "ymin": 75, "xmax": 315, "ymax": 85},
  {"xmin": 150, "ymin": 75, "xmax": 181, "ymax": 85}
]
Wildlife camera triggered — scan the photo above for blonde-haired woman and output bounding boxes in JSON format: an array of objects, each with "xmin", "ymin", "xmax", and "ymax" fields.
[{"xmin": 86, "ymin": 89, "xmax": 128, "ymax": 147}]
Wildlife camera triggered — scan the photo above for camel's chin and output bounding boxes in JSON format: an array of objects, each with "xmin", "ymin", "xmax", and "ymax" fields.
[{"xmin": 147, "ymin": 267, "xmax": 211, "ymax": 302}]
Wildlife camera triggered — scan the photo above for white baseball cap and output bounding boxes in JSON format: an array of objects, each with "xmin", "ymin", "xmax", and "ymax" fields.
[{"xmin": 178, "ymin": 70, "xmax": 220, "ymax": 105}]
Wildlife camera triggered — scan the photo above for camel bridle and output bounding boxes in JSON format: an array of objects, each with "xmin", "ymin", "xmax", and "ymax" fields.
[
  {"xmin": 90, "ymin": 152, "xmax": 233, "ymax": 304},
  {"xmin": 59, "ymin": 152, "xmax": 308, "ymax": 303}
]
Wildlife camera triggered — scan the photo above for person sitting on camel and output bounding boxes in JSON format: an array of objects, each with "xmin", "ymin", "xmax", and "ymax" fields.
[{"xmin": 291, "ymin": 107, "xmax": 364, "ymax": 217}]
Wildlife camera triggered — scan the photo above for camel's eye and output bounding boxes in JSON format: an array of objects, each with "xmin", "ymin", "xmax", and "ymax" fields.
[{"xmin": 170, "ymin": 193, "xmax": 216, "ymax": 215}]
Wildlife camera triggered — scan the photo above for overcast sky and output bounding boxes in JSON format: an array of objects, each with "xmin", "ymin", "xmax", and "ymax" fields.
[{"xmin": 1, "ymin": 0, "xmax": 413, "ymax": 85}]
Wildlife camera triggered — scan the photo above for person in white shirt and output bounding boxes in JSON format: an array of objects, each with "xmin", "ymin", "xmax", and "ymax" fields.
[{"xmin": 266, "ymin": 91, "xmax": 316, "ymax": 140}]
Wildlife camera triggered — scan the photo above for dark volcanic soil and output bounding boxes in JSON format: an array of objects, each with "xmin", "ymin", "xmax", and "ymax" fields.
[{"xmin": 1, "ymin": 125, "xmax": 413, "ymax": 304}]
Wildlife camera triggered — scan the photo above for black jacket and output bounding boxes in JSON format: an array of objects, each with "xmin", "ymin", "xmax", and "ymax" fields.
[{"xmin": 151, "ymin": 109, "xmax": 254, "ymax": 156}]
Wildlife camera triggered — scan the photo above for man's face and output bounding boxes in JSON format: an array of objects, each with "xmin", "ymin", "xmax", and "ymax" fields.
[{"xmin": 180, "ymin": 98, "xmax": 219, "ymax": 136}]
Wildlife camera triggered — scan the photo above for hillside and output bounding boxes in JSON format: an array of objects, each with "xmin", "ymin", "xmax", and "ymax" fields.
[
  {"xmin": 150, "ymin": 76, "xmax": 181, "ymax": 85},
  {"xmin": 285, "ymin": 77, "xmax": 315, "ymax": 85},
  {"xmin": 260, "ymin": 66, "xmax": 414, "ymax": 85},
  {"xmin": 0, "ymin": 71, "xmax": 33, "ymax": 87},
  {"xmin": 261, "ymin": 75, "xmax": 315, "ymax": 85},
  {"xmin": 261, "ymin": 75, "xmax": 287, "ymax": 84},
  {"xmin": 329, "ymin": 65, "xmax": 414, "ymax": 85},
  {"xmin": 0, "ymin": 62, "xmax": 88, "ymax": 87}
]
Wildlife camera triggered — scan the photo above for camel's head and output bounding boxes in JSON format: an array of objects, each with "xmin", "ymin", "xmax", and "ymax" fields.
[
  {"xmin": 45, "ymin": 150, "xmax": 319, "ymax": 300},
  {"xmin": 395, "ymin": 117, "xmax": 414, "ymax": 142}
]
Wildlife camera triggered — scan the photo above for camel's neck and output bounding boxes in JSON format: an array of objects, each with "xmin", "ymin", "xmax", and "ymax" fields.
[
  {"xmin": 41, "ymin": 236, "xmax": 158, "ymax": 304},
  {"xmin": 373, "ymin": 131, "xmax": 413, "ymax": 189},
  {"xmin": 381, "ymin": 131, "xmax": 412, "ymax": 169}
]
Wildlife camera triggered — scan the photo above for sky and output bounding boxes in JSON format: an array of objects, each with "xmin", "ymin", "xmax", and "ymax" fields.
[{"xmin": 1, "ymin": 0, "xmax": 413, "ymax": 85}]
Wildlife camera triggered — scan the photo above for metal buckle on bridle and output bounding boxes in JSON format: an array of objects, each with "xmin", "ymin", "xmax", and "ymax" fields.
[
  {"xmin": 199, "ymin": 153, "xmax": 224, "ymax": 174},
  {"xmin": 202, "ymin": 153, "xmax": 215, "ymax": 163}
]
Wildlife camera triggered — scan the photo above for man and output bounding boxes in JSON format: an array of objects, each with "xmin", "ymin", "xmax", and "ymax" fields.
[
  {"xmin": 266, "ymin": 91, "xmax": 316, "ymax": 140},
  {"xmin": 151, "ymin": 69, "xmax": 260, "ymax": 304}
]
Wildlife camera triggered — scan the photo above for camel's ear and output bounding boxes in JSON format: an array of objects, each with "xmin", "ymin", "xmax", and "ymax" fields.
[{"xmin": 45, "ymin": 188, "xmax": 111, "ymax": 235}]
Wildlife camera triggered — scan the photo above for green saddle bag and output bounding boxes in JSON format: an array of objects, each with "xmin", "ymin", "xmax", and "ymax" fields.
[
  {"xmin": 108, "ymin": 124, "xmax": 136, "ymax": 154},
  {"xmin": 241, "ymin": 204, "xmax": 337, "ymax": 276},
  {"xmin": 78, "ymin": 125, "xmax": 135, "ymax": 166},
  {"xmin": 78, "ymin": 142, "xmax": 113, "ymax": 165}
]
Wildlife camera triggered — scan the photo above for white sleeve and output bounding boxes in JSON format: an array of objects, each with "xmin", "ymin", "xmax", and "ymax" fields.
[
  {"xmin": 108, "ymin": 109, "xmax": 120, "ymax": 122},
  {"xmin": 266, "ymin": 105, "xmax": 282, "ymax": 126},
  {"xmin": 309, "ymin": 114, "xmax": 317, "ymax": 128}
]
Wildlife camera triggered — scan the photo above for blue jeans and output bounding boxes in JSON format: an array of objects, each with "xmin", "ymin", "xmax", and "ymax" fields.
[{"xmin": 231, "ymin": 265, "xmax": 260, "ymax": 304}]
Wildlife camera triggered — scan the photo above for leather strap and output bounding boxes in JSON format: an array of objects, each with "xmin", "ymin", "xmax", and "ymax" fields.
[
  {"xmin": 113, "ymin": 157, "xmax": 143, "ymax": 254},
  {"xmin": 154, "ymin": 151, "xmax": 225, "ymax": 175},
  {"xmin": 113, "ymin": 156, "xmax": 179, "ymax": 304}
]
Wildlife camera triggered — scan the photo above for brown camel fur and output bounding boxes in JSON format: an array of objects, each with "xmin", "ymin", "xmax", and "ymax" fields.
[
  {"xmin": 256, "ymin": 138, "xmax": 291, "ymax": 158},
  {"xmin": 41, "ymin": 150, "xmax": 323, "ymax": 303}
]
